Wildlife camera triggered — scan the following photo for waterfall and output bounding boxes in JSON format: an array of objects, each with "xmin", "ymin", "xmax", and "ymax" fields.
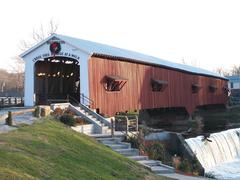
[{"xmin": 186, "ymin": 128, "xmax": 240, "ymax": 179}]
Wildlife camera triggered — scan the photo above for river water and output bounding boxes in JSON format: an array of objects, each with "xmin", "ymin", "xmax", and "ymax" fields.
[{"xmin": 186, "ymin": 128, "xmax": 240, "ymax": 180}]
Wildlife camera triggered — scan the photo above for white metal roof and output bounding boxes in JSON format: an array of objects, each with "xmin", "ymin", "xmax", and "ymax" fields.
[{"xmin": 20, "ymin": 33, "xmax": 227, "ymax": 80}]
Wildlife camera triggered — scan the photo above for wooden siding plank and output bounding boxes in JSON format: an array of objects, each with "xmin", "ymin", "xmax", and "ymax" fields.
[{"xmin": 88, "ymin": 57, "xmax": 228, "ymax": 116}]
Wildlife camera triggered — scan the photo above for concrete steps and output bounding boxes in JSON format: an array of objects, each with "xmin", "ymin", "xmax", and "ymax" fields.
[
  {"xmin": 151, "ymin": 165, "xmax": 174, "ymax": 174},
  {"xmin": 128, "ymin": 155, "xmax": 149, "ymax": 161},
  {"xmin": 105, "ymin": 143, "xmax": 131, "ymax": 150},
  {"xmin": 114, "ymin": 148, "xmax": 139, "ymax": 156},
  {"xmin": 138, "ymin": 160, "xmax": 162, "ymax": 166},
  {"xmin": 137, "ymin": 160, "xmax": 174, "ymax": 174},
  {"xmin": 96, "ymin": 136, "xmax": 175, "ymax": 177},
  {"xmin": 97, "ymin": 137, "xmax": 123, "ymax": 144},
  {"xmin": 101, "ymin": 126, "xmax": 111, "ymax": 134}
]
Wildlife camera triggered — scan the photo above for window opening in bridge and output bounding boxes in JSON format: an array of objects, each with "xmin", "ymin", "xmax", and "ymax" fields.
[
  {"xmin": 151, "ymin": 79, "xmax": 168, "ymax": 92},
  {"xmin": 192, "ymin": 83, "xmax": 201, "ymax": 94},
  {"xmin": 209, "ymin": 84, "xmax": 217, "ymax": 93},
  {"xmin": 103, "ymin": 75, "xmax": 127, "ymax": 91}
]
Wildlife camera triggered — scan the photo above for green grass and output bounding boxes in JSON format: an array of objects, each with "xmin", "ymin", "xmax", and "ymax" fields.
[{"xmin": 0, "ymin": 117, "xmax": 168, "ymax": 180}]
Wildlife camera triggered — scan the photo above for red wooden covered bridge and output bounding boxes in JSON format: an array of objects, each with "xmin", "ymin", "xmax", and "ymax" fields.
[{"xmin": 20, "ymin": 34, "xmax": 228, "ymax": 117}]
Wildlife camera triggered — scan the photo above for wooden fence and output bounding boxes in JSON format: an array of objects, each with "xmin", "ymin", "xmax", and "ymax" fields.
[{"xmin": 0, "ymin": 97, "xmax": 24, "ymax": 108}]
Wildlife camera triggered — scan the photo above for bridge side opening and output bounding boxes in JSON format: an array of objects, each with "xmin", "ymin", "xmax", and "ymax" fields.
[{"xmin": 139, "ymin": 107, "xmax": 189, "ymax": 132}]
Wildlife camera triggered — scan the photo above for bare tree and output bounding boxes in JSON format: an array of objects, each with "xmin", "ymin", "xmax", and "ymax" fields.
[
  {"xmin": 19, "ymin": 19, "xmax": 59, "ymax": 51},
  {"xmin": 181, "ymin": 58, "xmax": 186, "ymax": 65},
  {"xmin": 8, "ymin": 20, "xmax": 59, "ymax": 96},
  {"xmin": 215, "ymin": 65, "xmax": 240, "ymax": 77},
  {"xmin": 215, "ymin": 67, "xmax": 230, "ymax": 77},
  {"xmin": 0, "ymin": 69, "xmax": 8, "ymax": 94},
  {"xmin": 10, "ymin": 56, "xmax": 25, "ymax": 93},
  {"xmin": 0, "ymin": 69, "xmax": 22, "ymax": 96},
  {"xmin": 231, "ymin": 65, "xmax": 240, "ymax": 76}
]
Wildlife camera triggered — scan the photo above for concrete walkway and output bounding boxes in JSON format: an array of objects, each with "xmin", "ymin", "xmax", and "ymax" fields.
[{"xmin": 162, "ymin": 173, "xmax": 210, "ymax": 180}]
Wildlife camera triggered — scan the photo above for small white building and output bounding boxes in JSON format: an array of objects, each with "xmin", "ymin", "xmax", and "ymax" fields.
[{"xmin": 227, "ymin": 76, "xmax": 240, "ymax": 89}]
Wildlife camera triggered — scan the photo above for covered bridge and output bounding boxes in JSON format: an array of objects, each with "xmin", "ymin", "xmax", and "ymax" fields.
[{"xmin": 20, "ymin": 34, "xmax": 228, "ymax": 116}]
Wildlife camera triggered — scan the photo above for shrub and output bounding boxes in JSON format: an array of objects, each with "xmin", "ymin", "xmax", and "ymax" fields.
[
  {"xmin": 144, "ymin": 142, "xmax": 165, "ymax": 161},
  {"xmin": 172, "ymin": 155, "xmax": 181, "ymax": 169},
  {"xmin": 139, "ymin": 125, "xmax": 150, "ymax": 136},
  {"xmin": 192, "ymin": 155, "xmax": 201, "ymax": 173},
  {"xmin": 64, "ymin": 109, "xmax": 75, "ymax": 116},
  {"xmin": 75, "ymin": 118, "xmax": 88, "ymax": 125},
  {"xmin": 60, "ymin": 114, "xmax": 76, "ymax": 126},
  {"xmin": 52, "ymin": 108, "xmax": 64, "ymax": 117},
  {"xmin": 125, "ymin": 135, "xmax": 140, "ymax": 149},
  {"xmin": 178, "ymin": 159, "xmax": 191, "ymax": 173}
]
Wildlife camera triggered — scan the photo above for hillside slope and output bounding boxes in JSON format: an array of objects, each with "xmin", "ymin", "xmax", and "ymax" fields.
[{"xmin": 0, "ymin": 118, "xmax": 165, "ymax": 180}]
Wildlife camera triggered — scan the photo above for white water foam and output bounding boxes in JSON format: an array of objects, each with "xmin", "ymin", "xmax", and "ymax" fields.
[{"xmin": 186, "ymin": 128, "xmax": 240, "ymax": 179}]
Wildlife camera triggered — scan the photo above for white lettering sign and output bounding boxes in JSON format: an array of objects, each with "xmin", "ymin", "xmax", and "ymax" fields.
[{"xmin": 32, "ymin": 52, "xmax": 80, "ymax": 62}]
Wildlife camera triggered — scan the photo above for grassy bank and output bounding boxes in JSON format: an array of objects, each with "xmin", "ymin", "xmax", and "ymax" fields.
[{"xmin": 0, "ymin": 117, "xmax": 167, "ymax": 179}]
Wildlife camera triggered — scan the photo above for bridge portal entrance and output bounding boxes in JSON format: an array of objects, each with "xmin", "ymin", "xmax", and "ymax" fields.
[{"xmin": 34, "ymin": 57, "xmax": 80, "ymax": 104}]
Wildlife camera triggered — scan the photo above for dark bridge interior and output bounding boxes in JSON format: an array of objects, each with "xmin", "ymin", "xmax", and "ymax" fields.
[{"xmin": 34, "ymin": 57, "xmax": 80, "ymax": 105}]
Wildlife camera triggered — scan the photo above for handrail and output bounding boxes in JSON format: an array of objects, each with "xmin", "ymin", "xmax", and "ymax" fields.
[
  {"xmin": 113, "ymin": 115, "xmax": 139, "ymax": 140},
  {"xmin": 68, "ymin": 95, "xmax": 111, "ymax": 127},
  {"xmin": 67, "ymin": 95, "xmax": 79, "ymax": 105},
  {"xmin": 115, "ymin": 115, "xmax": 138, "ymax": 133},
  {"xmin": 80, "ymin": 93, "xmax": 94, "ymax": 106},
  {"xmin": 67, "ymin": 94, "xmax": 94, "ymax": 106},
  {"xmin": 120, "ymin": 127, "xmax": 138, "ymax": 137},
  {"xmin": 78, "ymin": 102, "xmax": 111, "ymax": 127}
]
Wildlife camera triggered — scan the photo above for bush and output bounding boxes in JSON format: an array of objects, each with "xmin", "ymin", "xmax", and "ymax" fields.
[
  {"xmin": 75, "ymin": 118, "xmax": 89, "ymax": 125},
  {"xmin": 178, "ymin": 159, "xmax": 191, "ymax": 173},
  {"xmin": 144, "ymin": 142, "xmax": 165, "ymax": 161},
  {"xmin": 192, "ymin": 155, "xmax": 201, "ymax": 173},
  {"xmin": 51, "ymin": 108, "xmax": 64, "ymax": 117},
  {"xmin": 125, "ymin": 135, "xmax": 140, "ymax": 149},
  {"xmin": 64, "ymin": 109, "xmax": 75, "ymax": 116},
  {"xmin": 139, "ymin": 125, "xmax": 150, "ymax": 136},
  {"xmin": 60, "ymin": 114, "xmax": 76, "ymax": 126}
]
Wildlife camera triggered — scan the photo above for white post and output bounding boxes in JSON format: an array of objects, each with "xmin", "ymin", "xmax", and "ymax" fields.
[
  {"xmin": 79, "ymin": 54, "xmax": 90, "ymax": 104},
  {"xmin": 24, "ymin": 59, "xmax": 35, "ymax": 106}
]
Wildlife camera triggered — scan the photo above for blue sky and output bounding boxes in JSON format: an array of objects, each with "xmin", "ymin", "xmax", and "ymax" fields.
[{"xmin": 0, "ymin": 0, "xmax": 240, "ymax": 72}]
